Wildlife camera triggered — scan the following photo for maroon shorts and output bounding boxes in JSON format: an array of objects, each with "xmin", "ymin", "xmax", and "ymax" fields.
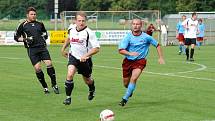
[
  {"xmin": 197, "ymin": 37, "xmax": 203, "ymax": 42},
  {"xmin": 122, "ymin": 58, "xmax": 147, "ymax": 78},
  {"xmin": 178, "ymin": 33, "xmax": 185, "ymax": 42}
]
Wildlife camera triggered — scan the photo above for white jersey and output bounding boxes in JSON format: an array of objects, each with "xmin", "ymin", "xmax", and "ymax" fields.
[
  {"xmin": 182, "ymin": 18, "xmax": 198, "ymax": 38},
  {"xmin": 67, "ymin": 24, "xmax": 100, "ymax": 59}
]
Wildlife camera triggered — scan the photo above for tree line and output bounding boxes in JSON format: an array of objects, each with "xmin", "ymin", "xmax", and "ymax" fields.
[{"xmin": 0, "ymin": 0, "xmax": 215, "ymax": 19}]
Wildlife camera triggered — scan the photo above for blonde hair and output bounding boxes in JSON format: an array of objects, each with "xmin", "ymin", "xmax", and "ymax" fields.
[{"xmin": 75, "ymin": 11, "xmax": 87, "ymax": 20}]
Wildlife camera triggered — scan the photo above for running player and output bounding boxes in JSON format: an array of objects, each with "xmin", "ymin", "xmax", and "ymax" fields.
[
  {"xmin": 61, "ymin": 11, "xmax": 100, "ymax": 105},
  {"xmin": 14, "ymin": 7, "xmax": 59, "ymax": 94},
  {"xmin": 176, "ymin": 15, "xmax": 186, "ymax": 55},
  {"xmin": 196, "ymin": 18, "xmax": 205, "ymax": 49},
  {"xmin": 182, "ymin": 12, "xmax": 199, "ymax": 61},
  {"xmin": 118, "ymin": 18, "xmax": 165, "ymax": 106}
]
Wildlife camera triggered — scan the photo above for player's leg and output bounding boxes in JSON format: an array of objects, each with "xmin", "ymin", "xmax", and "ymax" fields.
[
  {"xmin": 43, "ymin": 59, "xmax": 59, "ymax": 94},
  {"xmin": 82, "ymin": 76, "xmax": 95, "ymax": 100},
  {"xmin": 184, "ymin": 38, "xmax": 190, "ymax": 60},
  {"xmin": 79, "ymin": 58, "xmax": 95, "ymax": 100},
  {"xmin": 28, "ymin": 48, "xmax": 49, "ymax": 94},
  {"xmin": 34, "ymin": 62, "xmax": 49, "ymax": 94},
  {"xmin": 190, "ymin": 38, "xmax": 196, "ymax": 61},
  {"xmin": 119, "ymin": 59, "xmax": 146, "ymax": 106},
  {"xmin": 63, "ymin": 65, "xmax": 77, "ymax": 105},
  {"xmin": 40, "ymin": 48, "xmax": 59, "ymax": 93},
  {"xmin": 179, "ymin": 41, "xmax": 183, "ymax": 55}
]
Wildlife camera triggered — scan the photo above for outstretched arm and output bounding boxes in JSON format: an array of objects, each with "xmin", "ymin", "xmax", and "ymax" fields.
[{"xmin": 156, "ymin": 44, "xmax": 165, "ymax": 64}]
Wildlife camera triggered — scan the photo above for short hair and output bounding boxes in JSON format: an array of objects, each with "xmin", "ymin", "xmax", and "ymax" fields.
[
  {"xmin": 198, "ymin": 18, "xmax": 202, "ymax": 22},
  {"xmin": 26, "ymin": 7, "xmax": 36, "ymax": 14},
  {"xmin": 182, "ymin": 15, "xmax": 186, "ymax": 17},
  {"xmin": 132, "ymin": 18, "xmax": 142, "ymax": 25},
  {"xmin": 192, "ymin": 12, "xmax": 197, "ymax": 17},
  {"xmin": 75, "ymin": 11, "xmax": 87, "ymax": 19}
]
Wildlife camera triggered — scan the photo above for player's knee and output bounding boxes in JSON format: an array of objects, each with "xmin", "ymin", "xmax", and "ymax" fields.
[
  {"xmin": 35, "ymin": 68, "xmax": 42, "ymax": 73},
  {"xmin": 46, "ymin": 64, "xmax": 53, "ymax": 68}
]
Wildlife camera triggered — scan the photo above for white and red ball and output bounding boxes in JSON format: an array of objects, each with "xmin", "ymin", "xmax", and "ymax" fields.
[{"xmin": 100, "ymin": 109, "xmax": 115, "ymax": 121}]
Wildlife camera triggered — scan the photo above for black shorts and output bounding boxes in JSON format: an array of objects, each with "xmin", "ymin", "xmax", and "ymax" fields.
[
  {"xmin": 27, "ymin": 47, "xmax": 51, "ymax": 65},
  {"xmin": 185, "ymin": 38, "xmax": 196, "ymax": 45},
  {"xmin": 68, "ymin": 54, "xmax": 93, "ymax": 78}
]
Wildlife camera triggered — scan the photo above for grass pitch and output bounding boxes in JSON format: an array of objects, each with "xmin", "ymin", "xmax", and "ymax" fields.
[{"xmin": 0, "ymin": 45, "xmax": 215, "ymax": 121}]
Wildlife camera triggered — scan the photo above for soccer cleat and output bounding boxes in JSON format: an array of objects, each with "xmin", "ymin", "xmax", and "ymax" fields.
[
  {"xmin": 63, "ymin": 97, "xmax": 71, "ymax": 105},
  {"xmin": 119, "ymin": 98, "xmax": 127, "ymax": 107},
  {"xmin": 44, "ymin": 88, "xmax": 50, "ymax": 94},
  {"xmin": 190, "ymin": 58, "xmax": 194, "ymax": 61},
  {"xmin": 52, "ymin": 85, "xmax": 60, "ymax": 94},
  {"xmin": 178, "ymin": 51, "xmax": 182, "ymax": 55},
  {"xmin": 88, "ymin": 90, "xmax": 95, "ymax": 101}
]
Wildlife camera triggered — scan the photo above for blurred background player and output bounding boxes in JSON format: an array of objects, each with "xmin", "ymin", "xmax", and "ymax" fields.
[
  {"xmin": 196, "ymin": 18, "xmax": 205, "ymax": 50},
  {"xmin": 159, "ymin": 22, "xmax": 168, "ymax": 46},
  {"xmin": 182, "ymin": 12, "xmax": 199, "ymax": 61},
  {"xmin": 176, "ymin": 15, "xmax": 186, "ymax": 55},
  {"xmin": 146, "ymin": 23, "xmax": 156, "ymax": 36},
  {"xmin": 118, "ymin": 18, "xmax": 165, "ymax": 106},
  {"xmin": 61, "ymin": 11, "xmax": 100, "ymax": 105},
  {"xmin": 14, "ymin": 7, "xmax": 59, "ymax": 94}
]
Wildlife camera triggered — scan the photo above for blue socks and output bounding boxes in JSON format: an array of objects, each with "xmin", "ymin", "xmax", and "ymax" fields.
[
  {"xmin": 123, "ymin": 83, "xmax": 136, "ymax": 101},
  {"xmin": 179, "ymin": 45, "xmax": 182, "ymax": 52}
]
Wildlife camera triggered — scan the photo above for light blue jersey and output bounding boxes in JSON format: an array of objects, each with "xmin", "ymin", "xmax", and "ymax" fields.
[
  {"xmin": 118, "ymin": 31, "xmax": 158, "ymax": 60},
  {"xmin": 176, "ymin": 21, "xmax": 185, "ymax": 34},
  {"xmin": 197, "ymin": 23, "xmax": 205, "ymax": 37}
]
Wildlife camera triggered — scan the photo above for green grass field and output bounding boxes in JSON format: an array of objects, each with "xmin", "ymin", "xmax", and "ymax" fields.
[{"xmin": 0, "ymin": 45, "xmax": 215, "ymax": 121}]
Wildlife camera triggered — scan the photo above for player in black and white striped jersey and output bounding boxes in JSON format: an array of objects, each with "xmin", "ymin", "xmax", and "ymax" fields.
[{"xmin": 61, "ymin": 11, "xmax": 100, "ymax": 105}]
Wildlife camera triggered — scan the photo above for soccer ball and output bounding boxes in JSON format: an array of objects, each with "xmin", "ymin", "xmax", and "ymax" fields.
[{"xmin": 99, "ymin": 109, "xmax": 115, "ymax": 121}]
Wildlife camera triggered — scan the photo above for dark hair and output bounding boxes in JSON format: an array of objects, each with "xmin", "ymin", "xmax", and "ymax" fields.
[
  {"xmin": 192, "ymin": 12, "xmax": 197, "ymax": 17},
  {"xmin": 75, "ymin": 11, "xmax": 87, "ymax": 19},
  {"xmin": 26, "ymin": 7, "xmax": 36, "ymax": 14}
]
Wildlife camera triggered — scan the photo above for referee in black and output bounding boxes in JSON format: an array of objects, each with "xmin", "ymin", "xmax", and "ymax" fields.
[{"xmin": 14, "ymin": 7, "xmax": 59, "ymax": 94}]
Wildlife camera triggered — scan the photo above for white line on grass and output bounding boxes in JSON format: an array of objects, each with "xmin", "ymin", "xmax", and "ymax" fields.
[{"xmin": 0, "ymin": 56, "xmax": 214, "ymax": 82}]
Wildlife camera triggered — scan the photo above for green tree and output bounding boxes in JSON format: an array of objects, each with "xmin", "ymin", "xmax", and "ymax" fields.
[
  {"xmin": 109, "ymin": 0, "xmax": 148, "ymax": 11},
  {"xmin": 175, "ymin": 0, "xmax": 200, "ymax": 12},
  {"xmin": 78, "ymin": 0, "xmax": 112, "ymax": 11}
]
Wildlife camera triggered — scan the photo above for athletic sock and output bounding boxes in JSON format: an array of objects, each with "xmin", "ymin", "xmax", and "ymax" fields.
[
  {"xmin": 185, "ymin": 48, "xmax": 189, "ymax": 60},
  {"xmin": 47, "ymin": 66, "xmax": 56, "ymax": 86},
  {"xmin": 65, "ymin": 80, "xmax": 74, "ymax": 96},
  {"xmin": 36, "ymin": 71, "xmax": 48, "ymax": 88},
  {"xmin": 123, "ymin": 83, "xmax": 136, "ymax": 101},
  {"xmin": 182, "ymin": 45, "xmax": 185, "ymax": 53},
  {"xmin": 190, "ymin": 48, "xmax": 194, "ymax": 58},
  {"xmin": 88, "ymin": 80, "xmax": 95, "ymax": 91},
  {"xmin": 179, "ymin": 45, "xmax": 182, "ymax": 52}
]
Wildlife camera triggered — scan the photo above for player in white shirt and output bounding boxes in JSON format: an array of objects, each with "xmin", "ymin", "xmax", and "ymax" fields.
[
  {"xmin": 182, "ymin": 12, "xmax": 199, "ymax": 61},
  {"xmin": 61, "ymin": 11, "xmax": 100, "ymax": 105}
]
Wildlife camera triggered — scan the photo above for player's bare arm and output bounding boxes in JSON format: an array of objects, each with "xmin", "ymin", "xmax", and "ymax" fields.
[
  {"xmin": 156, "ymin": 44, "xmax": 165, "ymax": 64},
  {"xmin": 119, "ymin": 49, "xmax": 139, "ymax": 56},
  {"xmin": 80, "ymin": 47, "xmax": 100, "ymax": 62},
  {"xmin": 61, "ymin": 38, "xmax": 70, "ymax": 58}
]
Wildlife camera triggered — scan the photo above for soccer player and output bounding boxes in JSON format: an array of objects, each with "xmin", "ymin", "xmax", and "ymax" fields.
[
  {"xmin": 159, "ymin": 23, "xmax": 168, "ymax": 46},
  {"xmin": 182, "ymin": 12, "xmax": 199, "ymax": 61},
  {"xmin": 146, "ymin": 23, "xmax": 156, "ymax": 36},
  {"xmin": 118, "ymin": 18, "xmax": 165, "ymax": 106},
  {"xmin": 14, "ymin": 7, "xmax": 59, "ymax": 94},
  {"xmin": 176, "ymin": 15, "xmax": 186, "ymax": 55},
  {"xmin": 196, "ymin": 18, "xmax": 205, "ymax": 49},
  {"xmin": 61, "ymin": 11, "xmax": 100, "ymax": 105}
]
